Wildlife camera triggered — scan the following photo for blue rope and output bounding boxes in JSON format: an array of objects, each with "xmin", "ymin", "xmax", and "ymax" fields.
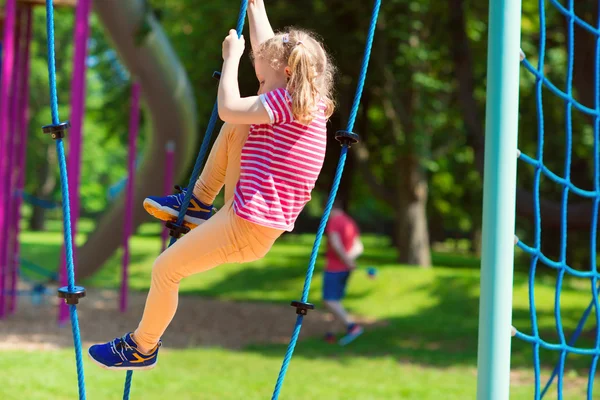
[
  {"xmin": 167, "ymin": 0, "xmax": 248, "ymax": 248},
  {"xmin": 270, "ymin": 1, "xmax": 380, "ymax": 399},
  {"xmin": 122, "ymin": 2, "xmax": 249, "ymax": 399},
  {"xmin": 43, "ymin": 1, "xmax": 86, "ymax": 399},
  {"xmin": 123, "ymin": 371, "xmax": 133, "ymax": 400},
  {"xmin": 515, "ymin": 0, "xmax": 600, "ymax": 398},
  {"xmin": 20, "ymin": 191, "xmax": 60, "ymax": 209}
]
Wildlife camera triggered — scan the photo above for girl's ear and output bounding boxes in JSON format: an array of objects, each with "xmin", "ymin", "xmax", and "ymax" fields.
[{"xmin": 284, "ymin": 66, "xmax": 292, "ymax": 78}]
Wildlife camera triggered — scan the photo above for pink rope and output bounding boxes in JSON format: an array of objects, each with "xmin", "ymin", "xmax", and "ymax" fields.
[
  {"xmin": 121, "ymin": 82, "xmax": 141, "ymax": 313},
  {"xmin": 0, "ymin": 0, "xmax": 18, "ymax": 319},
  {"xmin": 160, "ymin": 141, "xmax": 176, "ymax": 253},
  {"xmin": 58, "ymin": 0, "xmax": 93, "ymax": 324}
]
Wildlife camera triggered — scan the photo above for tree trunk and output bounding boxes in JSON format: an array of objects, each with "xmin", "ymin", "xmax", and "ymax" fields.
[
  {"xmin": 395, "ymin": 153, "xmax": 432, "ymax": 267},
  {"xmin": 29, "ymin": 145, "xmax": 57, "ymax": 231}
]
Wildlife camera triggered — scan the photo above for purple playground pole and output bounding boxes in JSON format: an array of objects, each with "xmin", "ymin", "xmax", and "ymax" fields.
[
  {"xmin": 9, "ymin": 7, "xmax": 32, "ymax": 315},
  {"xmin": 58, "ymin": 0, "xmax": 93, "ymax": 325},
  {"xmin": 3, "ymin": 7, "xmax": 23, "ymax": 315},
  {"xmin": 0, "ymin": 0, "xmax": 17, "ymax": 319},
  {"xmin": 160, "ymin": 140, "xmax": 175, "ymax": 253},
  {"xmin": 121, "ymin": 81, "xmax": 141, "ymax": 313}
]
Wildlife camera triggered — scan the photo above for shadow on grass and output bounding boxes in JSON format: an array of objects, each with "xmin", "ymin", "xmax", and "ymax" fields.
[
  {"xmin": 241, "ymin": 272, "xmax": 599, "ymax": 375},
  {"xmin": 177, "ymin": 254, "xmax": 374, "ymax": 304}
]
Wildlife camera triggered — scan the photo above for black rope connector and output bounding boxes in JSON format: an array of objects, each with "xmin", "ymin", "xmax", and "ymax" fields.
[
  {"xmin": 42, "ymin": 121, "xmax": 70, "ymax": 140},
  {"xmin": 291, "ymin": 300, "xmax": 315, "ymax": 316},
  {"xmin": 165, "ymin": 220, "xmax": 190, "ymax": 238},
  {"xmin": 57, "ymin": 285, "xmax": 86, "ymax": 305},
  {"xmin": 212, "ymin": 71, "xmax": 221, "ymax": 81},
  {"xmin": 335, "ymin": 130, "xmax": 360, "ymax": 147}
]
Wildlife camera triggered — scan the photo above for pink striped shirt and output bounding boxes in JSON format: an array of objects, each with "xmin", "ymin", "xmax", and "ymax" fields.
[{"xmin": 233, "ymin": 88, "xmax": 328, "ymax": 231}]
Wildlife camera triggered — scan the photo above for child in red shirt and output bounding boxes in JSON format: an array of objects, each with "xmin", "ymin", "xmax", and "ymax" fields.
[{"xmin": 323, "ymin": 200, "xmax": 364, "ymax": 345}]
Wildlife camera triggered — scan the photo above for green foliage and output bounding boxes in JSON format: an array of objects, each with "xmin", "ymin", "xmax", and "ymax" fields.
[{"xmin": 20, "ymin": 0, "xmax": 598, "ymax": 262}]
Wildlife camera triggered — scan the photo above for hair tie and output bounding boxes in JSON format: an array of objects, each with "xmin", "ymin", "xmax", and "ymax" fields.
[
  {"xmin": 282, "ymin": 33, "xmax": 290, "ymax": 43},
  {"xmin": 296, "ymin": 40, "xmax": 303, "ymax": 46}
]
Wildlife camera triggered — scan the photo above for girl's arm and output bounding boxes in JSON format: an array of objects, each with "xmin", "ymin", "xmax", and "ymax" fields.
[
  {"xmin": 219, "ymin": 30, "xmax": 271, "ymax": 125},
  {"xmin": 248, "ymin": 0, "xmax": 275, "ymax": 53}
]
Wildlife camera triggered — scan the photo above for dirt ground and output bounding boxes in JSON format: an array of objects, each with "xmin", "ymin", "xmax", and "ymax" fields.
[{"xmin": 0, "ymin": 284, "xmax": 381, "ymax": 351}]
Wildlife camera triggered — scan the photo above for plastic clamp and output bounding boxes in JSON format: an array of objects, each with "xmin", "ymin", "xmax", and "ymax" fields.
[
  {"xmin": 165, "ymin": 220, "xmax": 190, "ymax": 238},
  {"xmin": 290, "ymin": 300, "xmax": 315, "ymax": 316},
  {"xmin": 57, "ymin": 285, "xmax": 86, "ymax": 305},
  {"xmin": 42, "ymin": 121, "xmax": 70, "ymax": 140},
  {"xmin": 335, "ymin": 130, "xmax": 360, "ymax": 147}
]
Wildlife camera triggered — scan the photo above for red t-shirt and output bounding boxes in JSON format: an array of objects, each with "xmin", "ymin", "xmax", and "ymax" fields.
[{"xmin": 325, "ymin": 211, "xmax": 360, "ymax": 272}]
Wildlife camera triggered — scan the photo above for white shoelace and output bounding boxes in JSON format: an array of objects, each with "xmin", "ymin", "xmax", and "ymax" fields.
[
  {"xmin": 167, "ymin": 189, "xmax": 187, "ymax": 206},
  {"xmin": 109, "ymin": 335, "xmax": 135, "ymax": 362}
]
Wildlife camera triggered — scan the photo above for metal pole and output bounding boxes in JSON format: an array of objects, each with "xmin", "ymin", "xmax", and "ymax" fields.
[{"xmin": 476, "ymin": 0, "xmax": 523, "ymax": 398}]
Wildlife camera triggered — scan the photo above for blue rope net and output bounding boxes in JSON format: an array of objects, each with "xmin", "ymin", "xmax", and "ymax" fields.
[
  {"xmin": 514, "ymin": 0, "xmax": 600, "ymax": 398},
  {"xmin": 43, "ymin": 1, "xmax": 86, "ymax": 399}
]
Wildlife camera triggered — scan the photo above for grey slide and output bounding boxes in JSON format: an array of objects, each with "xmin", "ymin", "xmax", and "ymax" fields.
[{"xmin": 76, "ymin": 0, "xmax": 200, "ymax": 280}]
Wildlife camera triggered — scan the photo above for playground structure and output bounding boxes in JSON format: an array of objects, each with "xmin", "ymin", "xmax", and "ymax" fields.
[{"xmin": 0, "ymin": 0, "xmax": 197, "ymax": 321}]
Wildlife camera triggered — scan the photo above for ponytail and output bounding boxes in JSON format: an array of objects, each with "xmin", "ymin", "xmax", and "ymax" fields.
[
  {"xmin": 287, "ymin": 44, "xmax": 319, "ymax": 125},
  {"xmin": 254, "ymin": 28, "xmax": 336, "ymax": 125}
]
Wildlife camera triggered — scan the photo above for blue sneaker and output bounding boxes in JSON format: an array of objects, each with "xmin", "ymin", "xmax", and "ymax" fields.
[
  {"xmin": 88, "ymin": 333, "xmax": 160, "ymax": 371},
  {"xmin": 338, "ymin": 324, "xmax": 364, "ymax": 346},
  {"xmin": 143, "ymin": 186, "xmax": 213, "ymax": 229}
]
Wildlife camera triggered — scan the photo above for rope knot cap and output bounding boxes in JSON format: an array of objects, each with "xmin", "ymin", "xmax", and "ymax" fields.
[
  {"xmin": 335, "ymin": 130, "xmax": 360, "ymax": 147},
  {"xmin": 57, "ymin": 286, "xmax": 86, "ymax": 305},
  {"xmin": 165, "ymin": 220, "xmax": 190, "ymax": 238},
  {"xmin": 42, "ymin": 121, "xmax": 70, "ymax": 140},
  {"xmin": 290, "ymin": 300, "xmax": 315, "ymax": 316}
]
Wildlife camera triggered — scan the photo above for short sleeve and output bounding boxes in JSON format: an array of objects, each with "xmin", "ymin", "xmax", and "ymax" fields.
[
  {"xmin": 343, "ymin": 219, "xmax": 359, "ymax": 242},
  {"xmin": 326, "ymin": 215, "xmax": 342, "ymax": 236},
  {"xmin": 259, "ymin": 88, "xmax": 294, "ymax": 125}
]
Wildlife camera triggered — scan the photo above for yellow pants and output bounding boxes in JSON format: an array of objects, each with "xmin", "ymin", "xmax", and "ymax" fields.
[{"xmin": 134, "ymin": 123, "xmax": 284, "ymax": 351}]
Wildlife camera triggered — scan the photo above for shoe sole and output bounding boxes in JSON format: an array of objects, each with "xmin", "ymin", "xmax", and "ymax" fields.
[
  {"xmin": 338, "ymin": 328, "xmax": 364, "ymax": 346},
  {"xmin": 87, "ymin": 349, "xmax": 157, "ymax": 371},
  {"xmin": 143, "ymin": 199, "xmax": 206, "ymax": 229}
]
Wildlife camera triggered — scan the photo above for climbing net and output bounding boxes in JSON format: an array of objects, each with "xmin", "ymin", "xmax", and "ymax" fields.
[
  {"xmin": 514, "ymin": 0, "xmax": 600, "ymax": 398},
  {"xmin": 40, "ymin": 0, "xmax": 380, "ymax": 399}
]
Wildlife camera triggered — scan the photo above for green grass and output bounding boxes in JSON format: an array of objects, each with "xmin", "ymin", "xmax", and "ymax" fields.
[{"xmin": 4, "ymin": 220, "xmax": 600, "ymax": 399}]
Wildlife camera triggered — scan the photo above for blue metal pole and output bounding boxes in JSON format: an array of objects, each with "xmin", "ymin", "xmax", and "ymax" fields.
[{"xmin": 476, "ymin": 0, "xmax": 523, "ymax": 399}]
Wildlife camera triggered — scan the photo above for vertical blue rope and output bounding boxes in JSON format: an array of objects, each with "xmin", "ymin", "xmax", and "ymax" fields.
[
  {"xmin": 44, "ymin": 0, "xmax": 86, "ymax": 399},
  {"xmin": 123, "ymin": 4, "xmax": 248, "ymax": 398},
  {"xmin": 551, "ymin": 1, "xmax": 575, "ymax": 396},
  {"xmin": 588, "ymin": 4, "xmax": 600, "ymax": 397},
  {"xmin": 526, "ymin": 0, "xmax": 548, "ymax": 396},
  {"xmin": 123, "ymin": 371, "xmax": 133, "ymax": 400},
  {"xmin": 167, "ymin": 0, "xmax": 248, "ymax": 248},
  {"xmin": 270, "ymin": 1, "xmax": 380, "ymax": 399}
]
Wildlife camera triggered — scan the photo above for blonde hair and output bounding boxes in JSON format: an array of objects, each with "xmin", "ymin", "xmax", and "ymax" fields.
[{"xmin": 253, "ymin": 28, "xmax": 336, "ymax": 125}]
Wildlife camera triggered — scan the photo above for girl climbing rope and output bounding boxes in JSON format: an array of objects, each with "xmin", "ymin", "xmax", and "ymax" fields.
[{"xmin": 88, "ymin": 0, "xmax": 336, "ymax": 370}]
